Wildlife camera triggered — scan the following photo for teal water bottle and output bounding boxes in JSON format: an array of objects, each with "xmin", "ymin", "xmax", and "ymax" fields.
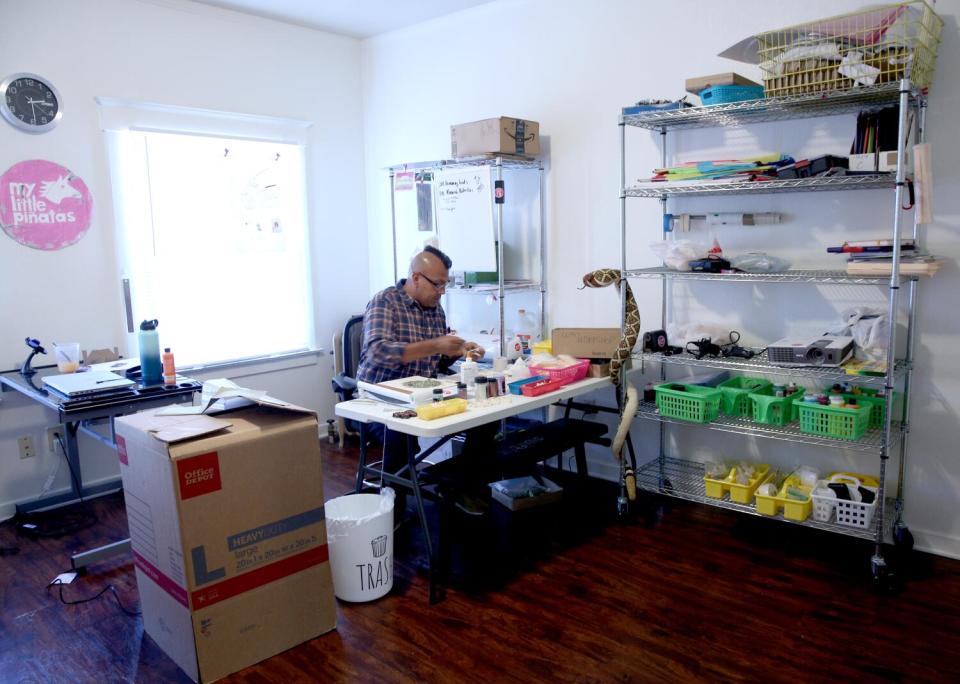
[{"xmin": 138, "ymin": 319, "xmax": 162, "ymax": 385}]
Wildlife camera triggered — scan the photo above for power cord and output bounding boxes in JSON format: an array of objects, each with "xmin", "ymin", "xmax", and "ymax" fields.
[
  {"xmin": 15, "ymin": 432, "xmax": 98, "ymax": 538},
  {"xmin": 47, "ymin": 578, "xmax": 141, "ymax": 617}
]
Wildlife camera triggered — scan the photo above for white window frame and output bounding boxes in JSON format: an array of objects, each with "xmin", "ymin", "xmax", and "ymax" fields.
[{"xmin": 97, "ymin": 97, "xmax": 316, "ymax": 368}]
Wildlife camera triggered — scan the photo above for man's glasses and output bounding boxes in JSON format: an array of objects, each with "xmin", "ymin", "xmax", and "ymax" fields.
[{"xmin": 416, "ymin": 272, "xmax": 449, "ymax": 291}]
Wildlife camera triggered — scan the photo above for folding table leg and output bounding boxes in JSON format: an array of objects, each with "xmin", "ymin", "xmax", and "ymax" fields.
[
  {"xmin": 406, "ymin": 434, "xmax": 444, "ymax": 603},
  {"xmin": 355, "ymin": 423, "xmax": 368, "ymax": 493}
]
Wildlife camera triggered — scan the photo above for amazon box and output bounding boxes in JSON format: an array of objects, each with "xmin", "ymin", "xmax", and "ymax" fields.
[
  {"xmin": 451, "ymin": 117, "xmax": 540, "ymax": 158},
  {"xmin": 552, "ymin": 328, "xmax": 621, "ymax": 360},
  {"xmin": 115, "ymin": 400, "xmax": 335, "ymax": 683}
]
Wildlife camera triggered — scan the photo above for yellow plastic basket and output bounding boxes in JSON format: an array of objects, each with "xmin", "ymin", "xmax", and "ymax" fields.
[
  {"xmin": 755, "ymin": 1, "xmax": 943, "ymax": 97},
  {"xmin": 704, "ymin": 463, "xmax": 772, "ymax": 504},
  {"xmin": 754, "ymin": 475, "xmax": 813, "ymax": 521}
]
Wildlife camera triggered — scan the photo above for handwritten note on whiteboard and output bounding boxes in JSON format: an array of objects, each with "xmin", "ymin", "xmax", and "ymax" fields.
[{"xmin": 435, "ymin": 167, "xmax": 497, "ymax": 272}]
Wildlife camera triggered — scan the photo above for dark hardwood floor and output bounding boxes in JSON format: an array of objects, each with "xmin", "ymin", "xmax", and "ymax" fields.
[{"xmin": 2, "ymin": 440, "xmax": 959, "ymax": 683}]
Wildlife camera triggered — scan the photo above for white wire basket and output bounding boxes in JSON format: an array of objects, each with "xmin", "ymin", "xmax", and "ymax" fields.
[{"xmin": 755, "ymin": 1, "xmax": 943, "ymax": 97}]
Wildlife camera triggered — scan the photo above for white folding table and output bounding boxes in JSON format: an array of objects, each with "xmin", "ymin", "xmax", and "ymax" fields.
[{"xmin": 335, "ymin": 376, "xmax": 611, "ymax": 602}]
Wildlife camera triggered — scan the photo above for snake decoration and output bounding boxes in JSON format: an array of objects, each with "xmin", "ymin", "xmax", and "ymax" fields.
[{"xmin": 582, "ymin": 269, "xmax": 640, "ymax": 501}]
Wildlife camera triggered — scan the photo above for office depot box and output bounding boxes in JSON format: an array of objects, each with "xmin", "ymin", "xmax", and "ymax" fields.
[
  {"xmin": 451, "ymin": 117, "xmax": 540, "ymax": 157},
  {"xmin": 551, "ymin": 328, "xmax": 621, "ymax": 359},
  {"xmin": 685, "ymin": 72, "xmax": 761, "ymax": 95},
  {"xmin": 115, "ymin": 402, "xmax": 335, "ymax": 683}
]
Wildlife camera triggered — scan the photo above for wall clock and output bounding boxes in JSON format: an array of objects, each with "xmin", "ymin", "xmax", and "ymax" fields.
[{"xmin": 1, "ymin": 73, "xmax": 62, "ymax": 134}]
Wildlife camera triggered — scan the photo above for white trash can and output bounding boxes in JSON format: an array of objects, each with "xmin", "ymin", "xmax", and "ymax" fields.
[{"xmin": 325, "ymin": 489, "xmax": 395, "ymax": 602}]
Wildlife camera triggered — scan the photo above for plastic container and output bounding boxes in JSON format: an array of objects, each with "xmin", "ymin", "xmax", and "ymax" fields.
[
  {"xmin": 460, "ymin": 357, "xmax": 478, "ymax": 387},
  {"xmin": 842, "ymin": 392, "xmax": 891, "ymax": 430},
  {"xmin": 718, "ymin": 376, "xmax": 772, "ymax": 416},
  {"xmin": 811, "ymin": 472, "xmax": 880, "ymax": 527},
  {"xmin": 754, "ymin": 475, "xmax": 813, "ymax": 521},
  {"xmin": 794, "ymin": 399, "xmax": 873, "ymax": 441},
  {"xmin": 750, "ymin": 385, "xmax": 805, "ymax": 425},
  {"xmin": 532, "ymin": 340, "xmax": 553, "ymax": 355},
  {"xmin": 520, "ymin": 377, "xmax": 565, "ymax": 397},
  {"xmin": 704, "ymin": 463, "xmax": 772, "ymax": 504},
  {"xmin": 508, "ymin": 375, "xmax": 546, "ymax": 395},
  {"xmin": 699, "ymin": 84, "xmax": 764, "ymax": 105},
  {"xmin": 162, "ymin": 348, "xmax": 176, "ymax": 387},
  {"xmin": 528, "ymin": 358, "xmax": 590, "ymax": 386},
  {"xmin": 53, "ymin": 342, "xmax": 81, "ymax": 373},
  {"xmin": 324, "ymin": 491, "xmax": 395, "ymax": 602},
  {"xmin": 416, "ymin": 398, "xmax": 468, "ymax": 420},
  {"xmin": 654, "ymin": 383, "xmax": 722, "ymax": 423},
  {"xmin": 138, "ymin": 319, "xmax": 162, "ymax": 385}
]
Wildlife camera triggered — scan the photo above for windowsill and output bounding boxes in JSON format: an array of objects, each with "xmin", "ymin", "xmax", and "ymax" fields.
[{"xmin": 181, "ymin": 348, "xmax": 324, "ymax": 378}]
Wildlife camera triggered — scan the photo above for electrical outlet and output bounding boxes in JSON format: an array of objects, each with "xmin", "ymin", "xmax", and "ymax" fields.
[
  {"xmin": 18, "ymin": 436, "xmax": 35, "ymax": 459},
  {"xmin": 47, "ymin": 426, "xmax": 64, "ymax": 453}
]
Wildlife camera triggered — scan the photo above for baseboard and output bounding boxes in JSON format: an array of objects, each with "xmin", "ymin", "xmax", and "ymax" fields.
[{"xmin": 912, "ymin": 527, "xmax": 960, "ymax": 560}]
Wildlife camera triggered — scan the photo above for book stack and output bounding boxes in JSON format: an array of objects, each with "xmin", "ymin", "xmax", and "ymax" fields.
[{"xmin": 828, "ymin": 239, "xmax": 943, "ymax": 277}]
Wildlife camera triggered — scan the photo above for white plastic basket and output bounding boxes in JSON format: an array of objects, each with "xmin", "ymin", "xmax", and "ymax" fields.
[{"xmin": 811, "ymin": 475, "xmax": 878, "ymax": 528}]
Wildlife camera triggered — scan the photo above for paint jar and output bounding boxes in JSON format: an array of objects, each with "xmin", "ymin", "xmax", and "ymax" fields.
[
  {"xmin": 457, "ymin": 382, "xmax": 468, "ymax": 400},
  {"xmin": 829, "ymin": 395, "xmax": 845, "ymax": 407},
  {"xmin": 474, "ymin": 376, "xmax": 488, "ymax": 401},
  {"xmin": 803, "ymin": 394, "xmax": 818, "ymax": 403},
  {"xmin": 486, "ymin": 375, "xmax": 499, "ymax": 398},
  {"xmin": 432, "ymin": 388, "xmax": 444, "ymax": 403},
  {"xmin": 773, "ymin": 384, "xmax": 786, "ymax": 398}
]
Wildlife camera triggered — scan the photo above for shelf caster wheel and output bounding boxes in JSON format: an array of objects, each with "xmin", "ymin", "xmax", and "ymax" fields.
[
  {"xmin": 617, "ymin": 495, "xmax": 629, "ymax": 517},
  {"xmin": 894, "ymin": 522, "xmax": 914, "ymax": 552}
]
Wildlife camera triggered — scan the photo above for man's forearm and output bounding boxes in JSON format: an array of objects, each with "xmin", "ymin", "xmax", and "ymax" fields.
[{"xmin": 401, "ymin": 339, "xmax": 438, "ymax": 362}]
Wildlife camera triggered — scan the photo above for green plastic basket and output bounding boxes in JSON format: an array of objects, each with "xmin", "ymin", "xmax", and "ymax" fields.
[
  {"xmin": 794, "ymin": 400, "xmax": 873, "ymax": 441},
  {"xmin": 718, "ymin": 376, "xmax": 772, "ymax": 416},
  {"xmin": 655, "ymin": 383, "xmax": 721, "ymax": 423},
  {"xmin": 841, "ymin": 392, "xmax": 892, "ymax": 430},
  {"xmin": 750, "ymin": 385, "xmax": 805, "ymax": 426}
]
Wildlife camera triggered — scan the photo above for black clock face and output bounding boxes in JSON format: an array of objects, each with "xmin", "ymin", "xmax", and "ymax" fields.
[{"xmin": 5, "ymin": 77, "xmax": 59, "ymax": 126}]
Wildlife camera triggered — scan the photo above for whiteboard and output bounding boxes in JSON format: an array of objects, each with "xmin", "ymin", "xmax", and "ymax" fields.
[{"xmin": 435, "ymin": 166, "xmax": 497, "ymax": 272}]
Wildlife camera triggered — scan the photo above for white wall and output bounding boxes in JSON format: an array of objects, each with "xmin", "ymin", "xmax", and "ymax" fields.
[
  {"xmin": 361, "ymin": 0, "xmax": 960, "ymax": 558},
  {"xmin": 0, "ymin": 0, "xmax": 369, "ymax": 517}
]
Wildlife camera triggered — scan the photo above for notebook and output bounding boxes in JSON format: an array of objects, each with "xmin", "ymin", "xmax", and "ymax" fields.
[{"xmin": 42, "ymin": 371, "xmax": 136, "ymax": 398}]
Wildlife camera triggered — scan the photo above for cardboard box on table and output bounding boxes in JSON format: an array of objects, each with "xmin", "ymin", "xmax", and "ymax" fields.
[{"xmin": 115, "ymin": 398, "xmax": 336, "ymax": 683}]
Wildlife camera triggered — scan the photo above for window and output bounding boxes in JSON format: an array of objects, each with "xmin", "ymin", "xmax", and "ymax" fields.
[{"xmin": 99, "ymin": 99, "xmax": 314, "ymax": 367}]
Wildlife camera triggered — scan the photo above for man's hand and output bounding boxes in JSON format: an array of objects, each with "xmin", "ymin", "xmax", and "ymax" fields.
[
  {"xmin": 434, "ymin": 335, "xmax": 466, "ymax": 357},
  {"xmin": 463, "ymin": 342, "xmax": 485, "ymax": 360}
]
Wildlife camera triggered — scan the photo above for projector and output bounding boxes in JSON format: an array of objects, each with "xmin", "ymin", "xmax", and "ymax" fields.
[{"xmin": 767, "ymin": 336, "xmax": 855, "ymax": 367}]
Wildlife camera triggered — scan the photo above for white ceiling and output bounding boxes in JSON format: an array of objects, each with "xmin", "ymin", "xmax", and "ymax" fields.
[{"xmin": 192, "ymin": 0, "xmax": 496, "ymax": 38}]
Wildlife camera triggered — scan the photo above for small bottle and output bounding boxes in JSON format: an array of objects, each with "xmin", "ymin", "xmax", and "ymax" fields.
[
  {"xmin": 644, "ymin": 382, "xmax": 656, "ymax": 402},
  {"xmin": 457, "ymin": 382, "xmax": 468, "ymax": 400},
  {"xmin": 487, "ymin": 375, "xmax": 499, "ymax": 398},
  {"xmin": 432, "ymin": 388, "xmax": 444, "ymax": 403},
  {"xmin": 138, "ymin": 319, "xmax": 162, "ymax": 385},
  {"xmin": 460, "ymin": 356, "xmax": 478, "ymax": 387},
  {"xmin": 162, "ymin": 347, "xmax": 177, "ymax": 387},
  {"xmin": 475, "ymin": 376, "xmax": 488, "ymax": 400}
]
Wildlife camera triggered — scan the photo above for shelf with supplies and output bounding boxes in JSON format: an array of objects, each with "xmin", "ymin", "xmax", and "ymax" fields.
[
  {"xmin": 446, "ymin": 280, "xmax": 541, "ymax": 295},
  {"xmin": 624, "ymin": 266, "xmax": 911, "ymax": 285},
  {"xmin": 625, "ymin": 174, "xmax": 895, "ymax": 199},
  {"xmin": 616, "ymin": 68, "xmax": 933, "ymax": 578},
  {"xmin": 634, "ymin": 456, "xmax": 894, "ymax": 543},
  {"xmin": 636, "ymin": 400, "xmax": 896, "ymax": 454},
  {"xmin": 633, "ymin": 349, "xmax": 905, "ymax": 388},
  {"xmin": 622, "ymin": 82, "xmax": 915, "ymax": 131}
]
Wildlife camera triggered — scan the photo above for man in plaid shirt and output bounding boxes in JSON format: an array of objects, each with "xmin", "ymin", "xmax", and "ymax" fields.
[
  {"xmin": 356, "ymin": 246, "xmax": 482, "ymax": 384},
  {"xmin": 357, "ymin": 246, "xmax": 487, "ymax": 520}
]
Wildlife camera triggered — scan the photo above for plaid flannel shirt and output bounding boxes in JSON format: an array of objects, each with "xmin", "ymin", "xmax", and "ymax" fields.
[{"xmin": 356, "ymin": 280, "xmax": 448, "ymax": 384}]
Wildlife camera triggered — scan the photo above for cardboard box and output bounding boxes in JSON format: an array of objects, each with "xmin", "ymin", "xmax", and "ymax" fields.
[
  {"xmin": 684, "ymin": 72, "xmax": 761, "ymax": 95},
  {"xmin": 490, "ymin": 476, "xmax": 563, "ymax": 511},
  {"xmin": 115, "ymin": 401, "xmax": 336, "ymax": 683},
  {"xmin": 586, "ymin": 360, "xmax": 611, "ymax": 378},
  {"xmin": 451, "ymin": 117, "xmax": 540, "ymax": 158},
  {"xmin": 551, "ymin": 328, "xmax": 621, "ymax": 359}
]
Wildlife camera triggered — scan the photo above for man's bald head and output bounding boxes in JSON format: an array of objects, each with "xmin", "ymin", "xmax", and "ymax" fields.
[{"xmin": 408, "ymin": 245, "xmax": 452, "ymax": 275}]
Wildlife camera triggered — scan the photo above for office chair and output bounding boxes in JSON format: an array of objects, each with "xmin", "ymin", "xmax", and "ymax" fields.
[{"xmin": 331, "ymin": 313, "xmax": 365, "ymax": 447}]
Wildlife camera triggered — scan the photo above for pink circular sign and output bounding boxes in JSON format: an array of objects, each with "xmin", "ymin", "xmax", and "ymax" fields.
[{"xmin": 0, "ymin": 159, "xmax": 93, "ymax": 250}]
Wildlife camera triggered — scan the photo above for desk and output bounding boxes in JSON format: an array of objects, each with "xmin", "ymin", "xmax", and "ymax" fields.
[
  {"xmin": 335, "ymin": 376, "xmax": 610, "ymax": 602},
  {"xmin": 1, "ymin": 366, "xmax": 201, "ymax": 514}
]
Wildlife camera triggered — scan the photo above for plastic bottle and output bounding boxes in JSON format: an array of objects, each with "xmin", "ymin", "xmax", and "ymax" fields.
[
  {"xmin": 138, "ymin": 319, "xmax": 162, "ymax": 385},
  {"xmin": 514, "ymin": 308, "xmax": 540, "ymax": 354},
  {"xmin": 162, "ymin": 347, "xmax": 177, "ymax": 387},
  {"xmin": 460, "ymin": 356, "xmax": 478, "ymax": 387}
]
